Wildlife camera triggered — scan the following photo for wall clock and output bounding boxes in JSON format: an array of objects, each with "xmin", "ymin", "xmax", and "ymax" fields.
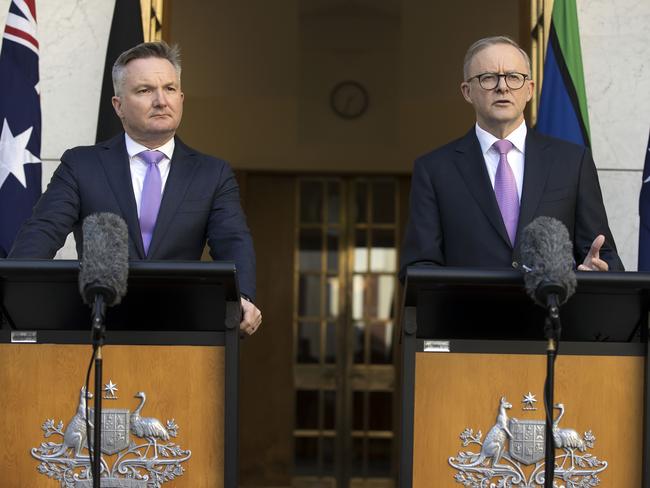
[{"xmin": 330, "ymin": 80, "xmax": 369, "ymax": 119}]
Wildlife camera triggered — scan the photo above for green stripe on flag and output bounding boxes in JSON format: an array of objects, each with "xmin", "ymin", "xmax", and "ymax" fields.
[{"xmin": 552, "ymin": 0, "xmax": 591, "ymax": 139}]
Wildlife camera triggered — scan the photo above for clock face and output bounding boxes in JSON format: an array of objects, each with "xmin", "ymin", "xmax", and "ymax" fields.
[{"xmin": 330, "ymin": 81, "xmax": 369, "ymax": 119}]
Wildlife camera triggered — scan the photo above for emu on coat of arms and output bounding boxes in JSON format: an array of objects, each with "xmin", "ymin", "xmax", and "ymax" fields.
[
  {"xmin": 31, "ymin": 386, "xmax": 191, "ymax": 488},
  {"xmin": 448, "ymin": 395, "xmax": 607, "ymax": 487}
]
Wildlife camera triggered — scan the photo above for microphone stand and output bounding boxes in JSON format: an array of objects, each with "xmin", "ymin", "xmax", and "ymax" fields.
[
  {"xmin": 90, "ymin": 294, "xmax": 106, "ymax": 488},
  {"xmin": 543, "ymin": 293, "xmax": 562, "ymax": 488}
]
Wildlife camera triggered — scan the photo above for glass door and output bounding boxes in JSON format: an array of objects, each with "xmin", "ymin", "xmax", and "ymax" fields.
[{"xmin": 293, "ymin": 177, "xmax": 400, "ymax": 488}]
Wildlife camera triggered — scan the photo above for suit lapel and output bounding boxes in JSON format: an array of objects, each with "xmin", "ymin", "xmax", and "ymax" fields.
[
  {"xmin": 516, "ymin": 130, "xmax": 553, "ymax": 238},
  {"xmin": 454, "ymin": 129, "xmax": 512, "ymax": 247},
  {"xmin": 97, "ymin": 134, "xmax": 145, "ymax": 258},
  {"xmin": 147, "ymin": 138, "xmax": 198, "ymax": 258}
]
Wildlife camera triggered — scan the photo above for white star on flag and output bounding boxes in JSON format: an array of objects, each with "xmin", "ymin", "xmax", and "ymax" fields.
[{"xmin": 0, "ymin": 118, "xmax": 40, "ymax": 189}]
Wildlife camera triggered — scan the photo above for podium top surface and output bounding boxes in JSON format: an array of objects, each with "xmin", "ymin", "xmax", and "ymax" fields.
[
  {"xmin": 0, "ymin": 259, "xmax": 240, "ymax": 332},
  {"xmin": 403, "ymin": 267, "xmax": 650, "ymax": 342}
]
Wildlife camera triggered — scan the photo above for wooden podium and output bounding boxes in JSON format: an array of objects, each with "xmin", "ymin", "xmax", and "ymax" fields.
[
  {"xmin": 399, "ymin": 267, "xmax": 650, "ymax": 487},
  {"xmin": 0, "ymin": 260, "xmax": 241, "ymax": 488}
]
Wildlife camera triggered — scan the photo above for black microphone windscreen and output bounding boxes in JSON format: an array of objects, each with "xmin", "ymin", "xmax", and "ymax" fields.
[
  {"xmin": 520, "ymin": 216, "xmax": 576, "ymax": 306},
  {"xmin": 79, "ymin": 212, "xmax": 129, "ymax": 306}
]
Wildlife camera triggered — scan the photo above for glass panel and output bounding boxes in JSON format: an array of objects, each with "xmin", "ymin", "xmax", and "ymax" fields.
[
  {"xmin": 298, "ymin": 274, "xmax": 321, "ymax": 317},
  {"xmin": 325, "ymin": 275, "xmax": 339, "ymax": 318},
  {"xmin": 324, "ymin": 321, "xmax": 336, "ymax": 364},
  {"xmin": 296, "ymin": 390, "xmax": 319, "ymax": 429},
  {"xmin": 371, "ymin": 180, "xmax": 396, "ymax": 223},
  {"xmin": 370, "ymin": 322, "xmax": 393, "ymax": 364},
  {"xmin": 365, "ymin": 275, "xmax": 394, "ymax": 320},
  {"xmin": 353, "ymin": 321, "xmax": 365, "ymax": 363},
  {"xmin": 368, "ymin": 391, "xmax": 392, "ymax": 431},
  {"xmin": 327, "ymin": 181, "xmax": 340, "ymax": 224},
  {"xmin": 300, "ymin": 180, "xmax": 323, "ymax": 223},
  {"xmin": 352, "ymin": 275, "xmax": 365, "ymax": 320},
  {"xmin": 370, "ymin": 229, "xmax": 396, "ymax": 272},
  {"xmin": 322, "ymin": 436, "xmax": 335, "ymax": 473},
  {"xmin": 351, "ymin": 437, "xmax": 364, "ymax": 476},
  {"xmin": 352, "ymin": 391, "xmax": 364, "ymax": 430},
  {"xmin": 367, "ymin": 438, "xmax": 391, "ymax": 476},
  {"xmin": 323, "ymin": 390, "xmax": 336, "ymax": 430},
  {"xmin": 353, "ymin": 229, "xmax": 368, "ymax": 272},
  {"xmin": 299, "ymin": 228, "xmax": 322, "ymax": 272},
  {"xmin": 297, "ymin": 321, "xmax": 320, "ymax": 363},
  {"xmin": 294, "ymin": 436, "xmax": 319, "ymax": 475},
  {"xmin": 355, "ymin": 181, "xmax": 368, "ymax": 223},
  {"xmin": 326, "ymin": 230, "xmax": 339, "ymax": 272}
]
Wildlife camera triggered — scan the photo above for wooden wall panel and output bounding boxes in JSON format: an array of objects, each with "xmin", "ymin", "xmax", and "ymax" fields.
[
  {"xmin": 0, "ymin": 344, "xmax": 224, "ymax": 488},
  {"xmin": 412, "ymin": 352, "xmax": 643, "ymax": 487}
]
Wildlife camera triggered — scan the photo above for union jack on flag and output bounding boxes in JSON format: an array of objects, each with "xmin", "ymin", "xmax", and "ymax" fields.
[{"xmin": 0, "ymin": 0, "xmax": 42, "ymax": 257}]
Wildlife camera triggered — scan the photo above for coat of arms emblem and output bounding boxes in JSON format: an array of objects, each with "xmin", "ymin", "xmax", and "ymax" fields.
[
  {"xmin": 448, "ymin": 395, "xmax": 607, "ymax": 487},
  {"xmin": 30, "ymin": 385, "xmax": 191, "ymax": 487}
]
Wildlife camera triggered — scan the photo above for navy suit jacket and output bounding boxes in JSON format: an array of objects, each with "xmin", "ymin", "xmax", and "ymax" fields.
[
  {"xmin": 399, "ymin": 128, "xmax": 624, "ymax": 278},
  {"xmin": 9, "ymin": 133, "xmax": 256, "ymax": 299}
]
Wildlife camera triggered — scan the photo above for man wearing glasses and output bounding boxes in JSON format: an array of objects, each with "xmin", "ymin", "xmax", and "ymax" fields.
[{"xmin": 399, "ymin": 36, "xmax": 623, "ymax": 277}]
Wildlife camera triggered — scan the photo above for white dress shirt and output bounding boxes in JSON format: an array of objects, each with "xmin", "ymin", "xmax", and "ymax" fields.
[
  {"xmin": 475, "ymin": 121, "xmax": 527, "ymax": 203},
  {"xmin": 124, "ymin": 133, "xmax": 175, "ymax": 216}
]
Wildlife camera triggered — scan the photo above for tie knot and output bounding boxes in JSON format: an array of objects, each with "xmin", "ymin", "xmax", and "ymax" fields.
[
  {"xmin": 138, "ymin": 150, "xmax": 165, "ymax": 166},
  {"xmin": 493, "ymin": 139, "xmax": 514, "ymax": 156}
]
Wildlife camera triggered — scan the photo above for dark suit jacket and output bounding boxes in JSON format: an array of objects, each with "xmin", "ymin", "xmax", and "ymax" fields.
[
  {"xmin": 399, "ymin": 127, "xmax": 624, "ymax": 278},
  {"xmin": 9, "ymin": 133, "xmax": 256, "ymax": 298}
]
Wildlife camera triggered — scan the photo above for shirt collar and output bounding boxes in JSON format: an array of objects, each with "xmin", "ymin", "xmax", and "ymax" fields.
[
  {"xmin": 474, "ymin": 120, "xmax": 527, "ymax": 156},
  {"xmin": 124, "ymin": 132, "xmax": 175, "ymax": 161}
]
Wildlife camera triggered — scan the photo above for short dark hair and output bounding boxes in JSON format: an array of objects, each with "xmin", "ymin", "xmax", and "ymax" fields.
[
  {"xmin": 463, "ymin": 36, "xmax": 531, "ymax": 80},
  {"xmin": 112, "ymin": 41, "xmax": 181, "ymax": 95}
]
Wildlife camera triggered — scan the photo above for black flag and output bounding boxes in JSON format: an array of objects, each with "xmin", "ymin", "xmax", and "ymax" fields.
[{"xmin": 95, "ymin": 0, "xmax": 144, "ymax": 142}]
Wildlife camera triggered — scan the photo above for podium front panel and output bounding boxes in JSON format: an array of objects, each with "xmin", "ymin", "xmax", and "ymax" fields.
[
  {"xmin": 411, "ymin": 350, "xmax": 643, "ymax": 487},
  {"xmin": 0, "ymin": 344, "xmax": 225, "ymax": 488}
]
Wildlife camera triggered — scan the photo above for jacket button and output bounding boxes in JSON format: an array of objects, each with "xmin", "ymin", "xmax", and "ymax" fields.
[{"xmin": 511, "ymin": 261, "xmax": 519, "ymax": 269}]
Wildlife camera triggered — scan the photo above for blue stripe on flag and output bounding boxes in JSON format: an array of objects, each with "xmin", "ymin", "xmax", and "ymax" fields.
[{"xmin": 536, "ymin": 41, "xmax": 587, "ymax": 147}]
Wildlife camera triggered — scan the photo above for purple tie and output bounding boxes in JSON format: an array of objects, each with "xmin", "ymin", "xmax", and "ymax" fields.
[
  {"xmin": 493, "ymin": 139, "xmax": 519, "ymax": 245},
  {"xmin": 138, "ymin": 150, "xmax": 165, "ymax": 255}
]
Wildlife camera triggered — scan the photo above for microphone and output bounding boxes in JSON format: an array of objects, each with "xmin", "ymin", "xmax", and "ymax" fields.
[
  {"xmin": 520, "ymin": 216, "xmax": 577, "ymax": 313},
  {"xmin": 78, "ymin": 213, "xmax": 129, "ymax": 308}
]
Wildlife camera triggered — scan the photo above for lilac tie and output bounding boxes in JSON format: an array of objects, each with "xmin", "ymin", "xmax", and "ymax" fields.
[
  {"xmin": 493, "ymin": 139, "xmax": 519, "ymax": 245},
  {"xmin": 138, "ymin": 150, "xmax": 165, "ymax": 255}
]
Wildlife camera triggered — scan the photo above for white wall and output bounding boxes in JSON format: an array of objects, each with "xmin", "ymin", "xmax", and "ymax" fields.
[{"xmin": 579, "ymin": 0, "xmax": 650, "ymax": 270}]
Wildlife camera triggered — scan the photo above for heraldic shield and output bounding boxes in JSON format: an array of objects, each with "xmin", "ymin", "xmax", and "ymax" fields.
[
  {"xmin": 508, "ymin": 418, "xmax": 545, "ymax": 465},
  {"xmin": 88, "ymin": 409, "xmax": 130, "ymax": 455}
]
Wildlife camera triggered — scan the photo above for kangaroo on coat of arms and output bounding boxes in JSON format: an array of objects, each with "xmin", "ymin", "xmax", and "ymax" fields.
[{"xmin": 463, "ymin": 396, "xmax": 513, "ymax": 469}]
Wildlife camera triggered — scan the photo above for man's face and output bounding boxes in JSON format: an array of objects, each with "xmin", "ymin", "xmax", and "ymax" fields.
[
  {"xmin": 460, "ymin": 43, "xmax": 534, "ymax": 137},
  {"xmin": 111, "ymin": 57, "xmax": 184, "ymax": 147}
]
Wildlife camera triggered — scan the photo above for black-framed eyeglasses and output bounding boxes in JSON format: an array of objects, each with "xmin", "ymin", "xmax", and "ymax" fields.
[{"xmin": 466, "ymin": 72, "xmax": 529, "ymax": 90}]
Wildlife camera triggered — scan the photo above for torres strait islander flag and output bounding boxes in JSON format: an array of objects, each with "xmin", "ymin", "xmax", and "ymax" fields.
[
  {"xmin": 0, "ymin": 0, "xmax": 42, "ymax": 257},
  {"xmin": 536, "ymin": 0, "xmax": 591, "ymax": 147}
]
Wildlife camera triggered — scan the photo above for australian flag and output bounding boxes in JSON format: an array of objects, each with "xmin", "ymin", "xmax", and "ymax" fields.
[
  {"xmin": 638, "ymin": 131, "xmax": 650, "ymax": 271},
  {"xmin": 0, "ymin": 0, "xmax": 41, "ymax": 257}
]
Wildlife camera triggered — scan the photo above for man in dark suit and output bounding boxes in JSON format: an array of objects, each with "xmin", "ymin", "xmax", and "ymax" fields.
[
  {"xmin": 400, "ymin": 36, "xmax": 623, "ymax": 278},
  {"xmin": 9, "ymin": 41, "xmax": 262, "ymax": 334}
]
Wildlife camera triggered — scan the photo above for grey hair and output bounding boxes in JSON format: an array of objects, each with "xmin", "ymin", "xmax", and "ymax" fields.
[
  {"xmin": 463, "ymin": 36, "xmax": 531, "ymax": 80},
  {"xmin": 112, "ymin": 41, "xmax": 182, "ymax": 95}
]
